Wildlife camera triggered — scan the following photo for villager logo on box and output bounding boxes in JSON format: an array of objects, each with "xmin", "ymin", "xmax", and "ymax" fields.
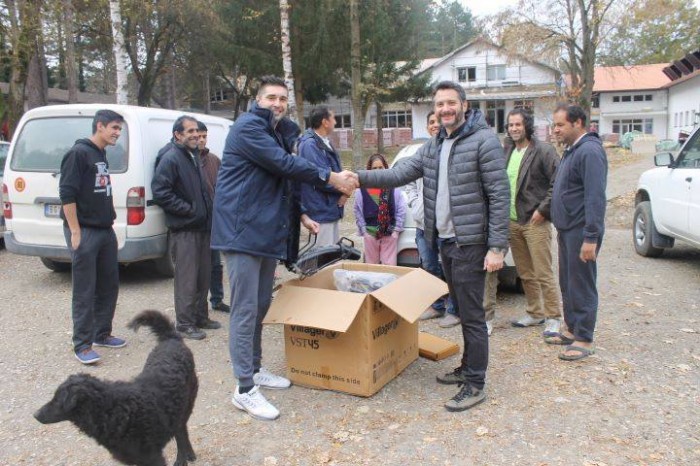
[
  {"xmin": 371, "ymin": 318, "xmax": 399, "ymax": 340},
  {"xmin": 290, "ymin": 325, "xmax": 339, "ymax": 339}
]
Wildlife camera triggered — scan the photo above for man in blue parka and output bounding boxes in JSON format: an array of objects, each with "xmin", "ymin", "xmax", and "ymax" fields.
[
  {"xmin": 297, "ymin": 106, "xmax": 345, "ymax": 246},
  {"xmin": 211, "ymin": 76, "xmax": 355, "ymax": 421}
]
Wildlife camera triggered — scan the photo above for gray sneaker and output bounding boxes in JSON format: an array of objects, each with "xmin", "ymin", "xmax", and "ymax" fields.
[
  {"xmin": 436, "ymin": 367, "xmax": 467, "ymax": 385},
  {"xmin": 444, "ymin": 383, "xmax": 486, "ymax": 412},
  {"xmin": 511, "ymin": 315, "xmax": 545, "ymax": 327},
  {"xmin": 419, "ymin": 308, "xmax": 444, "ymax": 321},
  {"xmin": 486, "ymin": 319, "xmax": 494, "ymax": 336},
  {"xmin": 438, "ymin": 313, "xmax": 461, "ymax": 328}
]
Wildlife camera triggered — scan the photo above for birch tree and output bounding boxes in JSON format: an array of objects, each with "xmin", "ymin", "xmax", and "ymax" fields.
[
  {"xmin": 109, "ymin": 0, "xmax": 128, "ymax": 105},
  {"xmin": 279, "ymin": 0, "xmax": 298, "ymax": 123},
  {"xmin": 350, "ymin": 0, "xmax": 364, "ymax": 170},
  {"xmin": 62, "ymin": 0, "xmax": 77, "ymax": 103}
]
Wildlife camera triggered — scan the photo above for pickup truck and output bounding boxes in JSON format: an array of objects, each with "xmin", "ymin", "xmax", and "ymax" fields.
[{"xmin": 633, "ymin": 126, "xmax": 700, "ymax": 256}]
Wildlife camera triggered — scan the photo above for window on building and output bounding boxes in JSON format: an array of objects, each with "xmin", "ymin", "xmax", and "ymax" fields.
[
  {"xmin": 457, "ymin": 66, "xmax": 477, "ymax": 83},
  {"xmin": 513, "ymin": 99, "xmax": 534, "ymax": 111},
  {"xmin": 381, "ymin": 110, "xmax": 412, "ymax": 128},
  {"xmin": 591, "ymin": 94, "xmax": 600, "ymax": 108},
  {"xmin": 612, "ymin": 118, "xmax": 653, "ymax": 134},
  {"xmin": 621, "ymin": 95, "xmax": 632, "ymax": 102},
  {"xmin": 486, "ymin": 65, "xmax": 506, "ymax": 81},
  {"xmin": 613, "ymin": 96, "xmax": 620, "ymax": 102},
  {"xmin": 634, "ymin": 95, "xmax": 643, "ymax": 102},
  {"xmin": 335, "ymin": 114, "xmax": 352, "ymax": 128},
  {"xmin": 645, "ymin": 94, "xmax": 653, "ymax": 101}
]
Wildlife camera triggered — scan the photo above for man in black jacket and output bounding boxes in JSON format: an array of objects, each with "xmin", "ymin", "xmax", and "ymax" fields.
[
  {"xmin": 550, "ymin": 104, "xmax": 607, "ymax": 361},
  {"xmin": 504, "ymin": 108, "xmax": 562, "ymax": 337},
  {"xmin": 59, "ymin": 109, "xmax": 126, "ymax": 364},
  {"xmin": 152, "ymin": 116, "xmax": 221, "ymax": 340}
]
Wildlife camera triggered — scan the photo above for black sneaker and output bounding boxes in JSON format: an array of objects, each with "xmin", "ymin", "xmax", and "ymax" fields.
[
  {"xmin": 436, "ymin": 367, "xmax": 467, "ymax": 385},
  {"xmin": 212, "ymin": 302, "xmax": 231, "ymax": 313},
  {"xmin": 178, "ymin": 326, "xmax": 206, "ymax": 340},
  {"xmin": 444, "ymin": 383, "xmax": 486, "ymax": 412},
  {"xmin": 196, "ymin": 318, "xmax": 222, "ymax": 330}
]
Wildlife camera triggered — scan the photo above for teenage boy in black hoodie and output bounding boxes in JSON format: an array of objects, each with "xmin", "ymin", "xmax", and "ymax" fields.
[{"xmin": 59, "ymin": 109, "xmax": 127, "ymax": 365}]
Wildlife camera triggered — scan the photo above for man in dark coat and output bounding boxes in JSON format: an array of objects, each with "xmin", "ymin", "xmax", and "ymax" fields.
[
  {"xmin": 211, "ymin": 76, "xmax": 355, "ymax": 421},
  {"xmin": 549, "ymin": 104, "xmax": 607, "ymax": 361},
  {"xmin": 152, "ymin": 116, "xmax": 221, "ymax": 340}
]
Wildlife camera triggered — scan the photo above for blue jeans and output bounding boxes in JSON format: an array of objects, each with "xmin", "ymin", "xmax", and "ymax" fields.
[{"xmin": 416, "ymin": 228, "xmax": 455, "ymax": 315}]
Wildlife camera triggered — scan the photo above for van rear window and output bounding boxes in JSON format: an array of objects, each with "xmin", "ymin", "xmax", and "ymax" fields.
[{"xmin": 10, "ymin": 117, "xmax": 128, "ymax": 173}]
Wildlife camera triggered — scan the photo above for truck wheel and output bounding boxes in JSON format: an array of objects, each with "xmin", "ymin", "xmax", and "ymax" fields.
[
  {"xmin": 153, "ymin": 235, "xmax": 175, "ymax": 278},
  {"xmin": 633, "ymin": 201, "xmax": 664, "ymax": 257},
  {"xmin": 40, "ymin": 257, "xmax": 71, "ymax": 272}
]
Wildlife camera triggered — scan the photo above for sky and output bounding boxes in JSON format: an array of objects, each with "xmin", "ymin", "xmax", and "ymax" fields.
[{"xmin": 461, "ymin": 0, "xmax": 700, "ymax": 18}]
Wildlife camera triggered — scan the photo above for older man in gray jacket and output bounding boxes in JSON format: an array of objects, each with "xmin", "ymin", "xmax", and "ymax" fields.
[{"xmin": 357, "ymin": 81, "xmax": 510, "ymax": 412}]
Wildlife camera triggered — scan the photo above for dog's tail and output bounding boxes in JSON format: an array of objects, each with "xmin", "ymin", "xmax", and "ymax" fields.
[{"xmin": 127, "ymin": 310, "xmax": 180, "ymax": 342}]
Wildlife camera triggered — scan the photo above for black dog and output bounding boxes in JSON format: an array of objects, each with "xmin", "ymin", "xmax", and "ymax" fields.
[{"xmin": 34, "ymin": 310, "xmax": 198, "ymax": 466}]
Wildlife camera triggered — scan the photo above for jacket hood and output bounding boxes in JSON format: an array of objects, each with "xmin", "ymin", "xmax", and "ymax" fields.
[
  {"xmin": 438, "ymin": 108, "xmax": 489, "ymax": 141},
  {"xmin": 74, "ymin": 138, "xmax": 104, "ymax": 153}
]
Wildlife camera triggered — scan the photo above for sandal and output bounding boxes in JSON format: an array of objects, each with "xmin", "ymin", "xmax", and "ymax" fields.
[
  {"xmin": 544, "ymin": 332, "xmax": 575, "ymax": 345},
  {"xmin": 558, "ymin": 345, "xmax": 595, "ymax": 361}
]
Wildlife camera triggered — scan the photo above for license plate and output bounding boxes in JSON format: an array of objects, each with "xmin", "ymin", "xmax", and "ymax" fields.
[{"xmin": 44, "ymin": 204, "xmax": 62, "ymax": 218}]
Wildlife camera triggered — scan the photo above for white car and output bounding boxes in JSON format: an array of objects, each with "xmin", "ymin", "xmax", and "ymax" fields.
[
  {"xmin": 633, "ymin": 125, "xmax": 700, "ymax": 256},
  {"xmin": 0, "ymin": 141, "xmax": 9, "ymax": 242},
  {"xmin": 2, "ymin": 104, "xmax": 231, "ymax": 274},
  {"xmin": 390, "ymin": 142, "xmax": 520, "ymax": 289}
]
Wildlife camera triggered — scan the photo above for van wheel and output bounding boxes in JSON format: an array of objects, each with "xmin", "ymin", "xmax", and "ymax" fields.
[
  {"xmin": 633, "ymin": 202, "xmax": 664, "ymax": 257},
  {"xmin": 40, "ymin": 257, "xmax": 71, "ymax": 272},
  {"xmin": 153, "ymin": 236, "xmax": 175, "ymax": 278}
]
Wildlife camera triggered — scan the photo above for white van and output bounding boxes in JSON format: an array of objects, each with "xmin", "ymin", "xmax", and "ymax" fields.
[{"xmin": 2, "ymin": 104, "xmax": 231, "ymax": 276}]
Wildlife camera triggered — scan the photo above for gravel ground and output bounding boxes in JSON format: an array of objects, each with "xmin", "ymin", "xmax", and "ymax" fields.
[{"xmin": 0, "ymin": 150, "xmax": 698, "ymax": 466}]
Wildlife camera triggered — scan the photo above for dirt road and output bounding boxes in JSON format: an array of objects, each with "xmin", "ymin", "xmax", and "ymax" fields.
[{"xmin": 0, "ymin": 152, "xmax": 698, "ymax": 465}]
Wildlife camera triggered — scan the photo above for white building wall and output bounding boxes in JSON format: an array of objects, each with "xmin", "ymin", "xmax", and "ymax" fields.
[
  {"xmin": 597, "ymin": 90, "xmax": 669, "ymax": 139},
  {"xmin": 667, "ymin": 74, "xmax": 700, "ymax": 138},
  {"xmin": 429, "ymin": 46, "xmax": 555, "ymax": 88}
]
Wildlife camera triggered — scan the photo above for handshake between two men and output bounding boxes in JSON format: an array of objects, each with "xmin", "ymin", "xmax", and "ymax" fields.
[{"xmin": 328, "ymin": 170, "xmax": 360, "ymax": 196}]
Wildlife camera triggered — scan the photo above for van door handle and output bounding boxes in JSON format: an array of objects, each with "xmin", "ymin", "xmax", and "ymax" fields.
[{"xmin": 686, "ymin": 177, "xmax": 693, "ymax": 182}]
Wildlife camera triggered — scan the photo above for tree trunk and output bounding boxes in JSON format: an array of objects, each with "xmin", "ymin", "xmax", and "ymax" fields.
[
  {"xmin": 24, "ymin": 0, "xmax": 47, "ymax": 110},
  {"xmin": 6, "ymin": 0, "xmax": 25, "ymax": 137},
  {"xmin": 62, "ymin": 0, "xmax": 78, "ymax": 103},
  {"xmin": 203, "ymin": 70, "xmax": 211, "ymax": 114},
  {"xmin": 279, "ymin": 0, "xmax": 298, "ymax": 122},
  {"xmin": 375, "ymin": 101, "xmax": 384, "ymax": 153},
  {"xmin": 109, "ymin": 0, "xmax": 129, "ymax": 105},
  {"xmin": 350, "ymin": 0, "xmax": 364, "ymax": 170}
]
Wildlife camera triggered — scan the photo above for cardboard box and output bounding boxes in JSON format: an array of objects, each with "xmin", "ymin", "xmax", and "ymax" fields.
[
  {"xmin": 418, "ymin": 332, "xmax": 460, "ymax": 361},
  {"xmin": 264, "ymin": 262, "xmax": 448, "ymax": 396}
]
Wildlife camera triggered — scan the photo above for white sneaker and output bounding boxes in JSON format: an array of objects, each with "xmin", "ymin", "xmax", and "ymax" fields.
[
  {"xmin": 438, "ymin": 313, "xmax": 461, "ymax": 328},
  {"xmin": 543, "ymin": 318, "xmax": 561, "ymax": 337},
  {"xmin": 511, "ymin": 315, "xmax": 545, "ymax": 327},
  {"xmin": 253, "ymin": 367, "xmax": 291, "ymax": 389},
  {"xmin": 486, "ymin": 319, "xmax": 493, "ymax": 336},
  {"xmin": 232, "ymin": 385, "xmax": 280, "ymax": 421}
]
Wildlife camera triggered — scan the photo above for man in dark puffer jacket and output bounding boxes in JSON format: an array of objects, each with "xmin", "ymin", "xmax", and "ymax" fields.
[{"xmin": 357, "ymin": 81, "xmax": 510, "ymax": 412}]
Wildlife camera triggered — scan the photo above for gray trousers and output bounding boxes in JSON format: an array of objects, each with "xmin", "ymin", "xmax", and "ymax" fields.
[
  {"xmin": 64, "ymin": 226, "xmax": 119, "ymax": 352},
  {"xmin": 172, "ymin": 230, "xmax": 211, "ymax": 329},
  {"xmin": 224, "ymin": 252, "xmax": 277, "ymax": 387}
]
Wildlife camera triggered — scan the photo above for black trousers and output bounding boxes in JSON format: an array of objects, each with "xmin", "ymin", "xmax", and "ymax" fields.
[
  {"xmin": 439, "ymin": 241, "xmax": 489, "ymax": 389},
  {"xmin": 171, "ymin": 230, "xmax": 211, "ymax": 329},
  {"xmin": 64, "ymin": 226, "xmax": 119, "ymax": 352},
  {"xmin": 557, "ymin": 228, "xmax": 602, "ymax": 343}
]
